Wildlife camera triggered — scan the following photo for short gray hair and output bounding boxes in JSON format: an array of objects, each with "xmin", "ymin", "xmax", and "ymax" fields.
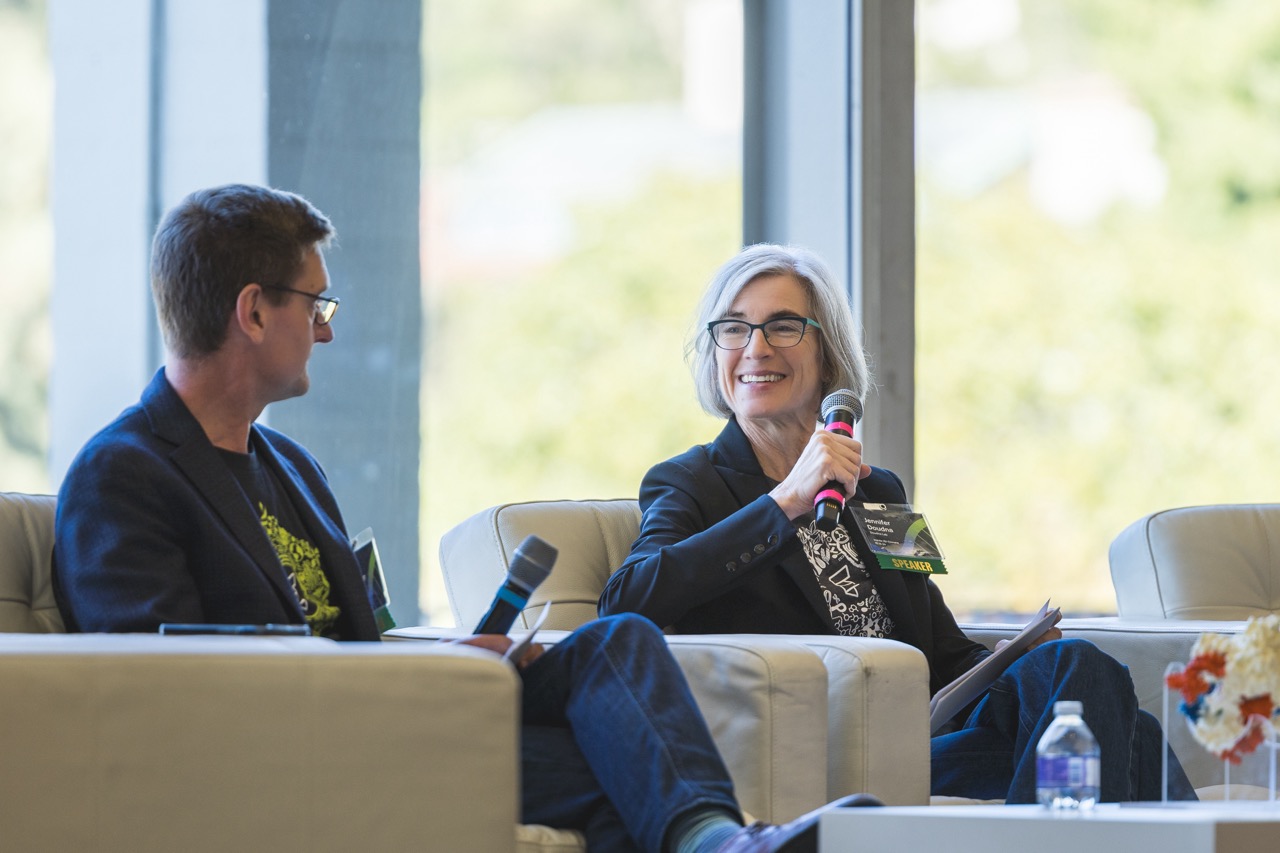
[{"xmin": 688, "ymin": 244, "xmax": 871, "ymax": 419}]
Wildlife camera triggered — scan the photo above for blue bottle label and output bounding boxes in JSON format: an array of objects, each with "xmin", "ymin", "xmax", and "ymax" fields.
[{"xmin": 1037, "ymin": 755, "xmax": 1099, "ymax": 787}]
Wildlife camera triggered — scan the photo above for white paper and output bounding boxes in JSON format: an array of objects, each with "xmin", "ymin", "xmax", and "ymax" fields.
[
  {"xmin": 503, "ymin": 604, "xmax": 552, "ymax": 664},
  {"xmin": 928, "ymin": 600, "xmax": 1061, "ymax": 733}
]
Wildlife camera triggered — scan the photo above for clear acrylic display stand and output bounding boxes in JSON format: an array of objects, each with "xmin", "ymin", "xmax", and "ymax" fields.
[{"xmin": 1163, "ymin": 661, "xmax": 1278, "ymax": 804}]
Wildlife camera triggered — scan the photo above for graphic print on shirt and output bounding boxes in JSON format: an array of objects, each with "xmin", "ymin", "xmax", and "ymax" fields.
[
  {"xmin": 797, "ymin": 517, "xmax": 895, "ymax": 638},
  {"xmin": 258, "ymin": 502, "xmax": 340, "ymax": 636}
]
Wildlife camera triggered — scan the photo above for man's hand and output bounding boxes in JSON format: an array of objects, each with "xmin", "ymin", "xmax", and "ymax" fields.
[{"xmin": 448, "ymin": 634, "xmax": 545, "ymax": 669}]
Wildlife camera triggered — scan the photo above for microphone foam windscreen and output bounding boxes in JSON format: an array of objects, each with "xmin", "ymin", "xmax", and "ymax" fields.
[
  {"xmin": 821, "ymin": 389, "xmax": 863, "ymax": 424},
  {"xmin": 509, "ymin": 534, "xmax": 558, "ymax": 590}
]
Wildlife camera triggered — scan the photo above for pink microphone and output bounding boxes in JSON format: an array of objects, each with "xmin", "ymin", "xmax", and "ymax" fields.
[{"xmin": 814, "ymin": 389, "xmax": 863, "ymax": 532}]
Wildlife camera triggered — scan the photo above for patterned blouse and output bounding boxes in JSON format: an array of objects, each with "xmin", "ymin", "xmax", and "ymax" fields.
[{"xmin": 795, "ymin": 512, "xmax": 895, "ymax": 638}]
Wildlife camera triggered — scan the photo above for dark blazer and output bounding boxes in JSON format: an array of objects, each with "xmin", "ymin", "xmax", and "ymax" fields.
[
  {"xmin": 599, "ymin": 417, "xmax": 988, "ymax": 695},
  {"xmin": 53, "ymin": 369, "xmax": 380, "ymax": 641}
]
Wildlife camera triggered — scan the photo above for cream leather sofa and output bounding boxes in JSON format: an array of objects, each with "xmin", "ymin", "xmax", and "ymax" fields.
[
  {"xmin": 435, "ymin": 498, "xmax": 932, "ymax": 815},
  {"xmin": 4, "ymin": 490, "xmax": 873, "ymax": 852},
  {"xmin": 0, "ymin": 491, "xmax": 516, "ymax": 852},
  {"xmin": 439, "ymin": 497, "xmax": 1280, "ymax": 806},
  {"xmin": 0, "ymin": 632, "xmax": 521, "ymax": 852}
]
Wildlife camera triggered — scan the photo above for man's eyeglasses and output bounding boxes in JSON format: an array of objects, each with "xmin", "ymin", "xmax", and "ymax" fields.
[
  {"xmin": 263, "ymin": 284, "xmax": 340, "ymax": 325},
  {"xmin": 707, "ymin": 316, "xmax": 822, "ymax": 350}
]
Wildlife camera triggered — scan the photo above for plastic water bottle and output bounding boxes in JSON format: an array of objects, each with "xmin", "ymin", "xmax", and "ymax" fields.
[{"xmin": 1036, "ymin": 700, "xmax": 1100, "ymax": 810}]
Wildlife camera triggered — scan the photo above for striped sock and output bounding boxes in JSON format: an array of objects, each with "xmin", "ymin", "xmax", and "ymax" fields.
[{"xmin": 671, "ymin": 808, "xmax": 742, "ymax": 853}]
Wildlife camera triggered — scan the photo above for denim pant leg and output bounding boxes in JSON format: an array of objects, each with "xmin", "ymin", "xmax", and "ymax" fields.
[
  {"xmin": 957, "ymin": 635, "xmax": 1182, "ymax": 799},
  {"xmin": 934, "ymin": 639, "xmax": 1195, "ymax": 803},
  {"xmin": 520, "ymin": 725, "xmax": 638, "ymax": 852},
  {"xmin": 520, "ymin": 613, "xmax": 740, "ymax": 853},
  {"xmin": 930, "ymin": 724, "xmax": 1016, "ymax": 800}
]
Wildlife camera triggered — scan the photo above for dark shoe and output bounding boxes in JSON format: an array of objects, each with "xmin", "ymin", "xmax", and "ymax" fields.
[{"xmin": 715, "ymin": 793, "xmax": 883, "ymax": 853}]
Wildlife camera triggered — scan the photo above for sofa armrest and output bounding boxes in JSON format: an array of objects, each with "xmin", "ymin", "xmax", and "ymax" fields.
[
  {"xmin": 963, "ymin": 617, "xmax": 1247, "ymax": 713},
  {"xmin": 392, "ymin": 626, "xmax": 831, "ymax": 823},
  {"xmin": 0, "ymin": 634, "xmax": 520, "ymax": 853},
  {"xmin": 793, "ymin": 636, "xmax": 931, "ymax": 805},
  {"xmin": 664, "ymin": 635, "xmax": 830, "ymax": 823},
  {"xmin": 390, "ymin": 626, "xmax": 928, "ymax": 813}
]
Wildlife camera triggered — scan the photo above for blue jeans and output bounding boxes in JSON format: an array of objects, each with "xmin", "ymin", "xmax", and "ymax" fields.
[
  {"xmin": 518, "ymin": 614, "xmax": 740, "ymax": 852},
  {"xmin": 930, "ymin": 638, "xmax": 1197, "ymax": 803}
]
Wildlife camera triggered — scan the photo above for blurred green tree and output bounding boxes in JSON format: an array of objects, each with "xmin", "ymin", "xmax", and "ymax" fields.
[
  {"xmin": 918, "ymin": 0, "xmax": 1280, "ymax": 615},
  {"xmin": 419, "ymin": 0, "xmax": 739, "ymax": 621},
  {"xmin": 423, "ymin": 173, "xmax": 736, "ymax": 604},
  {"xmin": 0, "ymin": 0, "xmax": 51, "ymax": 492}
]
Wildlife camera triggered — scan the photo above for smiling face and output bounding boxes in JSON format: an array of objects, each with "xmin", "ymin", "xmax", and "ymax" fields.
[{"xmin": 714, "ymin": 273, "xmax": 823, "ymax": 430}]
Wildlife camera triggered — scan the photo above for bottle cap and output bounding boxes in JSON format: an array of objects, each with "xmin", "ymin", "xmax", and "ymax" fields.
[{"xmin": 1053, "ymin": 700, "xmax": 1083, "ymax": 716}]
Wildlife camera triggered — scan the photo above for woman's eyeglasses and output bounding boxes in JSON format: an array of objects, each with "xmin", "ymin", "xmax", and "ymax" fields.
[{"xmin": 706, "ymin": 316, "xmax": 821, "ymax": 350}]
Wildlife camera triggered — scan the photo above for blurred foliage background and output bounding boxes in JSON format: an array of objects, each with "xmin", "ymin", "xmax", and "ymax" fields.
[
  {"xmin": 0, "ymin": 0, "xmax": 51, "ymax": 494},
  {"xmin": 916, "ymin": 0, "xmax": 1280, "ymax": 615},
  {"xmin": 6, "ymin": 0, "xmax": 1280, "ymax": 622},
  {"xmin": 420, "ymin": 0, "xmax": 735, "ymax": 622}
]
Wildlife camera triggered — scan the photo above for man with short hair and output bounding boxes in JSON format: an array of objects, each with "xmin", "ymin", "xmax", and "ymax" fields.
[{"xmin": 53, "ymin": 183, "xmax": 876, "ymax": 853}]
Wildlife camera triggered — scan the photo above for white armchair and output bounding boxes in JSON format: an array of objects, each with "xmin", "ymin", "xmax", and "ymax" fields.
[{"xmin": 433, "ymin": 498, "xmax": 931, "ymax": 815}]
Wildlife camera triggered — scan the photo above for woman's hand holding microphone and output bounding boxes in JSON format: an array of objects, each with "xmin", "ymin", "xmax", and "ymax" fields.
[{"xmin": 770, "ymin": 427, "xmax": 872, "ymax": 521}]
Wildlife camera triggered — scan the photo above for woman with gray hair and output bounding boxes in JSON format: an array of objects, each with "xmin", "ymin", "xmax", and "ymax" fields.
[
  {"xmin": 686, "ymin": 244, "xmax": 872, "ymax": 422},
  {"xmin": 601, "ymin": 243, "xmax": 913, "ymax": 636},
  {"xmin": 600, "ymin": 243, "xmax": 1193, "ymax": 804}
]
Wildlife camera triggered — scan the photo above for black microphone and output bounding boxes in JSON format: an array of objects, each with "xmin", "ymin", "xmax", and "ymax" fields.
[
  {"xmin": 814, "ymin": 389, "xmax": 864, "ymax": 532},
  {"xmin": 473, "ymin": 534, "xmax": 558, "ymax": 634}
]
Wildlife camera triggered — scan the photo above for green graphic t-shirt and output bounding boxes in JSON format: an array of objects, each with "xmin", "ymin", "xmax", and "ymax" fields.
[
  {"xmin": 257, "ymin": 502, "xmax": 341, "ymax": 638},
  {"xmin": 219, "ymin": 440, "xmax": 342, "ymax": 638}
]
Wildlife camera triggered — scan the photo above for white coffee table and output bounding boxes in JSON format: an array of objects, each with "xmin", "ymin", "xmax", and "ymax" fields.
[{"xmin": 820, "ymin": 803, "xmax": 1280, "ymax": 853}]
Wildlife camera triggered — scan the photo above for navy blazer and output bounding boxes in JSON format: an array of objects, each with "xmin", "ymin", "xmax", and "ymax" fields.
[
  {"xmin": 53, "ymin": 369, "xmax": 380, "ymax": 641},
  {"xmin": 599, "ymin": 417, "xmax": 988, "ymax": 695}
]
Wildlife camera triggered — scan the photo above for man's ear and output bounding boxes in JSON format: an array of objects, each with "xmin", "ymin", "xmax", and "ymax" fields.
[{"xmin": 234, "ymin": 283, "xmax": 269, "ymax": 343}]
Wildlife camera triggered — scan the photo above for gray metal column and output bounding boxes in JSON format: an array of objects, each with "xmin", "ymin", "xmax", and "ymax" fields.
[
  {"xmin": 265, "ymin": 0, "xmax": 423, "ymax": 627},
  {"xmin": 852, "ymin": 0, "xmax": 916, "ymax": 496},
  {"xmin": 743, "ymin": 0, "xmax": 852, "ymax": 278},
  {"xmin": 742, "ymin": 0, "xmax": 915, "ymax": 494}
]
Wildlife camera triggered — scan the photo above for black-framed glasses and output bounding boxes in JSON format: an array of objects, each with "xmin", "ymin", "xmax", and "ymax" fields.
[
  {"xmin": 263, "ymin": 284, "xmax": 340, "ymax": 325},
  {"xmin": 707, "ymin": 316, "xmax": 822, "ymax": 350}
]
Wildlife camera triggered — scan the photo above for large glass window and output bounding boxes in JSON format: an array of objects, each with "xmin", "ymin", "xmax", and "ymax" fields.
[
  {"xmin": 421, "ymin": 0, "xmax": 741, "ymax": 622},
  {"xmin": 916, "ymin": 0, "xmax": 1280, "ymax": 617},
  {"xmin": 23, "ymin": 0, "xmax": 1271, "ymax": 625},
  {"xmin": 0, "ymin": 0, "xmax": 50, "ymax": 494},
  {"xmin": 4, "ymin": 0, "xmax": 741, "ymax": 626}
]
